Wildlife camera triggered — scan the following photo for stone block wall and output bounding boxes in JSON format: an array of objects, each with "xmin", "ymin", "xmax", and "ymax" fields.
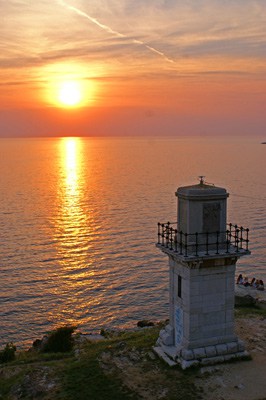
[{"xmin": 169, "ymin": 256, "xmax": 237, "ymax": 349}]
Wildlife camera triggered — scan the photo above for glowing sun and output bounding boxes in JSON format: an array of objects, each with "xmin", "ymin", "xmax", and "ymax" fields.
[
  {"xmin": 58, "ymin": 81, "xmax": 82, "ymax": 107},
  {"xmin": 43, "ymin": 63, "xmax": 98, "ymax": 108}
]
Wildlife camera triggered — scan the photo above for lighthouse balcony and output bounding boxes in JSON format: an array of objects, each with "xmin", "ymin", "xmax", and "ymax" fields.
[{"xmin": 157, "ymin": 222, "xmax": 250, "ymax": 260}]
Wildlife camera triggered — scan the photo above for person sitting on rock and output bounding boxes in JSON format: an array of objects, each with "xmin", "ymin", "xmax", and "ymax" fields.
[
  {"xmin": 236, "ymin": 274, "xmax": 244, "ymax": 284},
  {"xmin": 251, "ymin": 277, "xmax": 256, "ymax": 287},
  {"xmin": 257, "ymin": 280, "xmax": 264, "ymax": 291},
  {"xmin": 243, "ymin": 276, "xmax": 250, "ymax": 287}
]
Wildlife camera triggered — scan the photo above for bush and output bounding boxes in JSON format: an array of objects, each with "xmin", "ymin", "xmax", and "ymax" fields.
[
  {"xmin": 41, "ymin": 326, "xmax": 76, "ymax": 353},
  {"xmin": 0, "ymin": 342, "xmax": 16, "ymax": 363}
]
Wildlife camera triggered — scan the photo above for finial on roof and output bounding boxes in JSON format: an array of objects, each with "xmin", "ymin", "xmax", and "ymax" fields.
[{"xmin": 198, "ymin": 176, "xmax": 205, "ymax": 185}]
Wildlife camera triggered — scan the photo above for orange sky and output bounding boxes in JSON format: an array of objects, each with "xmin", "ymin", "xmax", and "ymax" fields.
[{"xmin": 1, "ymin": 0, "xmax": 266, "ymax": 137}]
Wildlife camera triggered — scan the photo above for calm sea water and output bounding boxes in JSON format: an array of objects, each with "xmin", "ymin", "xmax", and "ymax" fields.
[{"xmin": 0, "ymin": 136, "xmax": 265, "ymax": 348}]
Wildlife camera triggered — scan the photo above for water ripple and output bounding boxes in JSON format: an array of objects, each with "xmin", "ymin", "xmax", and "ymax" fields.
[{"xmin": 0, "ymin": 137, "xmax": 265, "ymax": 347}]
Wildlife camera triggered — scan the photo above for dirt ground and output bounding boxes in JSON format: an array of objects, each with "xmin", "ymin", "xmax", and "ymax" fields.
[{"xmin": 197, "ymin": 315, "xmax": 266, "ymax": 400}]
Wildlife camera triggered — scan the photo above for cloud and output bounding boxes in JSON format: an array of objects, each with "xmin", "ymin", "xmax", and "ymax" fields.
[
  {"xmin": 0, "ymin": 0, "xmax": 266, "ymax": 103},
  {"xmin": 57, "ymin": 0, "xmax": 175, "ymax": 63},
  {"xmin": 1, "ymin": 0, "xmax": 266, "ymax": 73}
]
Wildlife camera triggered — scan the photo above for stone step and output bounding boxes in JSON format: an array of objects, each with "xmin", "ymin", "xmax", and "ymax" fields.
[
  {"xmin": 160, "ymin": 344, "xmax": 178, "ymax": 360},
  {"xmin": 153, "ymin": 346, "xmax": 177, "ymax": 367},
  {"xmin": 164, "ymin": 324, "xmax": 174, "ymax": 334}
]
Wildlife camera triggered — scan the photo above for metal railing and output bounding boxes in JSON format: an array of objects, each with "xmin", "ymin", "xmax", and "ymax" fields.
[{"xmin": 157, "ymin": 222, "xmax": 250, "ymax": 258}]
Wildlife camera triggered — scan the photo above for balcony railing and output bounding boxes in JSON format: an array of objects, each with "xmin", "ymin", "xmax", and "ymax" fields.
[{"xmin": 157, "ymin": 222, "xmax": 250, "ymax": 258}]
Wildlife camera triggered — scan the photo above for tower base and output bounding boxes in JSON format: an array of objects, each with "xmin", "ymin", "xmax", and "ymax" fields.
[{"xmin": 154, "ymin": 325, "xmax": 249, "ymax": 369}]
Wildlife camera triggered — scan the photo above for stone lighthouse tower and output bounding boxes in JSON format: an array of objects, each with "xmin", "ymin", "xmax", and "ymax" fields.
[{"xmin": 155, "ymin": 177, "xmax": 250, "ymax": 368}]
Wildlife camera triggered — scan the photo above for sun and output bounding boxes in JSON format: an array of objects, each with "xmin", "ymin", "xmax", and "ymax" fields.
[
  {"xmin": 43, "ymin": 63, "xmax": 98, "ymax": 108},
  {"xmin": 58, "ymin": 81, "xmax": 82, "ymax": 107}
]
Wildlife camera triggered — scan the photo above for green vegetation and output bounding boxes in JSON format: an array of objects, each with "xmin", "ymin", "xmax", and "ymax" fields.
[
  {"xmin": 57, "ymin": 343, "xmax": 137, "ymax": 400},
  {"xmin": 55, "ymin": 327, "xmax": 201, "ymax": 400},
  {"xmin": 0, "ymin": 343, "xmax": 16, "ymax": 364},
  {"xmin": 235, "ymin": 305, "xmax": 266, "ymax": 318},
  {"xmin": 0, "ymin": 325, "xmax": 202, "ymax": 400},
  {"xmin": 41, "ymin": 326, "xmax": 76, "ymax": 353},
  {"xmin": 0, "ymin": 369, "xmax": 25, "ymax": 399}
]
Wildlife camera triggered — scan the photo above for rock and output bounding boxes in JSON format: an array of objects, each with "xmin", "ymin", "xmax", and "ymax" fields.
[
  {"xmin": 100, "ymin": 328, "xmax": 125, "ymax": 338},
  {"xmin": 129, "ymin": 350, "xmax": 141, "ymax": 362},
  {"xmin": 234, "ymin": 383, "xmax": 245, "ymax": 390},
  {"xmin": 235, "ymin": 285, "xmax": 257, "ymax": 306},
  {"xmin": 235, "ymin": 284, "xmax": 266, "ymax": 308},
  {"xmin": 76, "ymin": 333, "xmax": 105, "ymax": 343},
  {"xmin": 137, "ymin": 320, "xmax": 155, "ymax": 328},
  {"xmin": 235, "ymin": 294, "xmax": 256, "ymax": 307},
  {"xmin": 32, "ymin": 339, "xmax": 42, "ymax": 350},
  {"xmin": 30, "ymin": 335, "xmax": 48, "ymax": 352},
  {"xmin": 116, "ymin": 341, "xmax": 127, "ymax": 350},
  {"xmin": 100, "ymin": 351, "xmax": 112, "ymax": 363},
  {"xmin": 10, "ymin": 366, "xmax": 57, "ymax": 399},
  {"xmin": 147, "ymin": 351, "xmax": 156, "ymax": 360},
  {"xmin": 200, "ymin": 366, "xmax": 221, "ymax": 375}
]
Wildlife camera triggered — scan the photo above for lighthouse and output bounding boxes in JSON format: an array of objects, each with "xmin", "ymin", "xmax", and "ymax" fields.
[{"xmin": 154, "ymin": 177, "xmax": 250, "ymax": 368}]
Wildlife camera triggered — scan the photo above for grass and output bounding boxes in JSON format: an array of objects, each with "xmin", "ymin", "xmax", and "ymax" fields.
[
  {"xmin": 0, "ymin": 368, "xmax": 25, "ymax": 399},
  {"xmin": 235, "ymin": 305, "xmax": 266, "ymax": 318},
  {"xmin": 56, "ymin": 336, "xmax": 139, "ymax": 400},
  {"xmin": 57, "ymin": 327, "xmax": 201, "ymax": 400},
  {"xmin": 0, "ymin": 326, "xmax": 202, "ymax": 400}
]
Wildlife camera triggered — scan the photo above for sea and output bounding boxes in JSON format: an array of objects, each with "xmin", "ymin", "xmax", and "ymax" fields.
[{"xmin": 0, "ymin": 136, "xmax": 265, "ymax": 348}]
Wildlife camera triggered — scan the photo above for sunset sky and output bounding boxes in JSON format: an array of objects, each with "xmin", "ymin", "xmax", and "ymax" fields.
[{"xmin": 1, "ymin": 0, "xmax": 265, "ymax": 137}]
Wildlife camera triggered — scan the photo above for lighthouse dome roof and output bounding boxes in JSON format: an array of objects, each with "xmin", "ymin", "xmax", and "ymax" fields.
[{"xmin": 176, "ymin": 180, "xmax": 228, "ymax": 200}]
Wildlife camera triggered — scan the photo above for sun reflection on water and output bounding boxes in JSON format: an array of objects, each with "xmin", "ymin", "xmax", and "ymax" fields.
[
  {"xmin": 65, "ymin": 138, "xmax": 79, "ymax": 194},
  {"xmin": 50, "ymin": 137, "xmax": 96, "ymax": 326},
  {"xmin": 56, "ymin": 137, "xmax": 93, "ymax": 264}
]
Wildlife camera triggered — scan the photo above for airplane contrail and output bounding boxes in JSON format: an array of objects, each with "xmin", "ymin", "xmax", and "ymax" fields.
[{"xmin": 58, "ymin": 0, "xmax": 174, "ymax": 64}]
